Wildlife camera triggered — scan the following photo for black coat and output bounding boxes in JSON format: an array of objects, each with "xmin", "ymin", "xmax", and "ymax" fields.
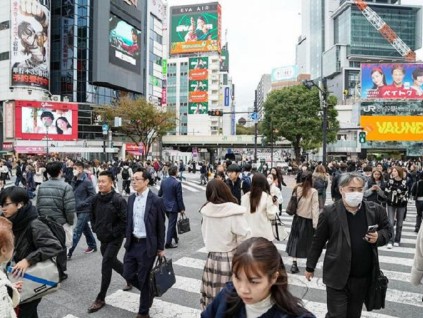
[
  {"xmin": 158, "ymin": 176, "xmax": 185, "ymax": 213},
  {"xmin": 225, "ymin": 178, "xmax": 242, "ymax": 204},
  {"xmin": 306, "ymin": 200, "xmax": 392, "ymax": 290},
  {"xmin": 124, "ymin": 190, "xmax": 166, "ymax": 258},
  {"xmin": 72, "ymin": 173, "xmax": 96, "ymax": 213}
]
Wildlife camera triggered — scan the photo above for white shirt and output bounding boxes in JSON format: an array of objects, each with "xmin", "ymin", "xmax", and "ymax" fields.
[{"xmin": 133, "ymin": 188, "xmax": 149, "ymax": 238}]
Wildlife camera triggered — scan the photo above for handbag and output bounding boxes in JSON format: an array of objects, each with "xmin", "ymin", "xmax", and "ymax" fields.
[
  {"xmin": 177, "ymin": 213, "xmax": 190, "ymax": 234},
  {"xmin": 149, "ymin": 256, "xmax": 176, "ymax": 297},
  {"xmin": 7, "ymin": 258, "xmax": 60, "ymax": 304},
  {"xmin": 271, "ymin": 213, "xmax": 288, "ymax": 241},
  {"xmin": 285, "ymin": 188, "xmax": 302, "ymax": 216},
  {"xmin": 365, "ymin": 263, "xmax": 389, "ymax": 311}
]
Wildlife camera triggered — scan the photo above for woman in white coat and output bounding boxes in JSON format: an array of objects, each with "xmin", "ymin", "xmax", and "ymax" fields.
[
  {"xmin": 241, "ymin": 173, "xmax": 279, "ymax": 241},
  {"xmin": 411, "ymin": 227, "xmax": 423, "ymax": 301}
]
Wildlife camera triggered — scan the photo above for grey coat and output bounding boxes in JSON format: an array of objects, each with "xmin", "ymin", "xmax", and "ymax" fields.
[{"xmin": 36, "ymin": 178, "xmax": 76, "ymax": 225}]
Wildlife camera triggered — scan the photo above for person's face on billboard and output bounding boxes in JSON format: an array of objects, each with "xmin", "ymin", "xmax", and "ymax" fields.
[
  {"xmin": 131, "ymin": 31, "xmax": 137, "ymax": 43},
  {"xmin": 197, "ymin": 18, "xmax": 205, "ymax": 29},
  {"xmin": 416, "ymin": 75, "xmax": 423, "ymax": 86},
  {"xmin": 41, "ymin": 116, "xmax": 53, "ymax": 127},
  {"xmin": 21, "ymin": 25, "xmax": 37, "ymax": 47},
  {"xmin": 371, "ymin": 71, "xmax": 384, "ymax": 87},
  {"xmin": 57, "ymin": 118, "xmax": 69, "ymax": 130},
  {"xmin": 392, "ymin": 69, "xmax": 405, "ymax": 85}
]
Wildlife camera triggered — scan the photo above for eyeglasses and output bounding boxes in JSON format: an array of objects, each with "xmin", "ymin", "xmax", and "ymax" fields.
[
  {"xmin": 1, "ymin": 202, "xmax": 14, "ymax": 208},
  {"xmin": 131, "ymin": 177, "xmax": 145, "ymax": 182}
]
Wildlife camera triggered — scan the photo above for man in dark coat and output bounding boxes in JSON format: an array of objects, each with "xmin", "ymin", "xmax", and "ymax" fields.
[{"xmin": 305, "ymin": 172, "xmax": 392, "ymax": 317}]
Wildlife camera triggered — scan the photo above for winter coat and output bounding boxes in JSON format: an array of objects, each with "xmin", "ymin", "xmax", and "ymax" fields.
[
  {"xmin": 225, "ymin": 178, "xmax": 242, "ymax": 204},
  {"xmin": 91, "ymin": 190, "xmax": 127, "ymax": 243},
  {"xmin": 293, "ymin": 186, "xmax": 319, "ymax": 229},
  {"xmin": 71, "ymin": 173, "xmax": 96, "ymax": 214},
  {"xmin": 36, "ymin": 178, "xmax": 76, "ymax": 225},
  {"xmin": 364, "ymin": 179, "xmax": 387, "ymax": 204},
  {"xmin": 384, "ymin": 178, "xmax": 408, "ymax": 208},
  {"xmin": 0, "ymin": 270, "xmax": 19, "ymax": 318},
  {"xmin": 200, "ymin": 202, "xmax": 250, "ymax": 253}
]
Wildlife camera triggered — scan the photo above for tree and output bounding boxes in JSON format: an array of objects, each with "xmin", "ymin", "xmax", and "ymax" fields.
[
  {"xmin": 262, "ymin": 85, "xmax": 339, "ymax": 164},
  {"xmin": 97, "ymin": 97, "xmax": 176, "ymax": 159},
  {"xmin": 235, "ymin": 122, "xmax": 263, "ymax": 135}
]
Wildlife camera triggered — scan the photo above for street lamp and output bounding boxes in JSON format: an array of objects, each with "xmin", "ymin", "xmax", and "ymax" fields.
[
  {"xmin": 302, "ymin": 78, "xmax": 329, "ymax": 166},
  {"xmin": 44, "ymin": 121, "xmax": 52, "ymax": 156}
]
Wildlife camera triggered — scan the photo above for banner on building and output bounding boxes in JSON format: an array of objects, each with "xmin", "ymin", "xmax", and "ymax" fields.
[
  {"xmin": 188, "ymin": 57, "xmax": 208, "ymax": 114},
  {"xmin": 10, "ymin": 0, "xmax": 51, "ymax": 90},
  {"xmin": 271, "ymin": 65, "xmax": 299, "ymax": 83},
  {"xmin": 361, "ymin": 101, "xmax": 423, "ymax": 116},
  {"xmin": 360, "ymin": 115, "xmax": 423, "ymax": 141},
  {"xmin": 361, "ymin": 63, "xmax": 423, "ymax": 99},
  {"xmin": 170, "ymin": 2, "xmax": 221, "ymax": 55},
  {"xmin": 15, "ymin": 100, "xmax": 78, "ymax": 141}
]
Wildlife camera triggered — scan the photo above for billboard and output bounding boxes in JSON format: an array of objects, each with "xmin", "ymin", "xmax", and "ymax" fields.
[
  {"xmin": 109, "ymin": 13, "xmax": 141, "ymax": 73},
  {"xmin": 170, "ymin": 2, "xmax": 221, "ymax": 55},
  {"xmin": 189, "ymin": 57, "xmax": 208, "ymax": 114},
  {"xmin": 271, "ymin": 65, "xmax": 299, "ymax": 83},
  {"xmin": 361, "ymin": 63, "xmax": 423, "ymax": 99},
  {"xmin": 220, "ymin": 43, "xmax": 229, "ymax": 72},
  {"xmin": 15, "ymin": 100, "xmax": 78, "ymax": 141},
  {"xmin": 360, "ymin": 115, "xmax": 423, "ymax": 141},
  {"xmin": 361, "ymin": 101, "xmax": 423, "ymax": 116},
  {"xmin": 10, "ymin": 0, "xmax": 51, "ymax": 90}
]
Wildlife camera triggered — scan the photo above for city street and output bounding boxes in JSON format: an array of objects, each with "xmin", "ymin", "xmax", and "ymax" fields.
[{"xmin": 25, "ymin": 172, "xmax": 422, "ymax": 318}]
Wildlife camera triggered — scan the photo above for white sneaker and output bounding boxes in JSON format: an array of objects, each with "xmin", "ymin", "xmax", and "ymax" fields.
[
  {"xmin": 387, "ymin": 243, "xmax": 393, "ymax": 249},
  {"xmin": 393, "ymin": 242, "xmax": 399, "ymax": 247}
]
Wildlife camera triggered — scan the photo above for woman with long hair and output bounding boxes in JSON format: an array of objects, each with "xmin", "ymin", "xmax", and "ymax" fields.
[
  {"xmin": 385, "ymin": 166, "xmax": 408, "ymax": 249},
  {"xmin": 201, "ymin": 237, "xmax": 315, "ymax": 317},
  {"xmin": 55, "ymin": 117, "xmax": 72, "ymax": 135},
  {"xmin": 270, "ymin": 167, "xmax": 287, "ymax": 189},
  {"xmin": 286, "ymin": 172, "xmax": 319, "ymax": 274},
  {"xmin": 241, "ymin": 174, "xmax": 278, "ymax": 241},
  {"xmin": 312, "ymin": 164, "xmax": 329, "ymax": 212},
  {"xmin": 200, "ymin": 179, "xmax": 251, "ymax": 310},
  {"xmin": 363, "ymin": 169, "xmax": 387, "ymax": 205}
]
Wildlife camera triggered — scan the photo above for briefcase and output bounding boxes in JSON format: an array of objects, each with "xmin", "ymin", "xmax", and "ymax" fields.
[
  {"xmin": 365, "ymin": 269, "xmax": 389, "ymax": 311},
  {"xmin": 177, "ymin": 213, "xmax": 190, "ymax": 234},
  {"xmin": 149, "ymin": 256, "xmax": 176, "ymax": 297}
]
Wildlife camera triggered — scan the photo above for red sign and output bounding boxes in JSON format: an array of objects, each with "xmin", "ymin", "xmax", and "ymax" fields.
[{"xmin": 2, "ymin": 143, "xmax": 13, "ymax": 150}]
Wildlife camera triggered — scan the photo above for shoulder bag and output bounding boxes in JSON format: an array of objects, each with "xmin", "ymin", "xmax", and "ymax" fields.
[
  {"xmin": 149, "ymin": 256, "xmax": 176, "ymax": 297},
  {"xmin": 285, "ymin": 188, "xmax": 303, "ymax": 216},
  {"xmin": 365, "ymin": 262, "xmax": 388, "ymax": 311},
  {"xmin": 271, "ymin": 213, "xmax": 288, "ymax": 241},
  {"xmin": 177, "ymin": 213, "xmax": 190, "ymax": 234}
]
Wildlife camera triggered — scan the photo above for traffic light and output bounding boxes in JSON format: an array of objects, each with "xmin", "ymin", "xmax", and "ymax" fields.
[
  {"xmin": 358, "ymin": 131, "xmax": 366, "ymax": 143},
  {"xmin": 208, "ymin": 110, "xmax": 223, "ymax": 116}
]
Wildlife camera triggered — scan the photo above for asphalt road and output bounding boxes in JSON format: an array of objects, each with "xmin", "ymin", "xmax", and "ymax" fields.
[{"xmin": 15, "ymin": 172, "xmax": 421, "ymax": 318}]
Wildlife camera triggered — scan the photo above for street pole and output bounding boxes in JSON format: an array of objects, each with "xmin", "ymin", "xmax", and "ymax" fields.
[
  {"xmin": 254, "ymin": 90, "xmax": 258, "ymax": 163},
  {"xmin": 270, "ymin": 120, "xmax": 274, "ymax": 168},
  {"xmin": 46, "ymin": 128, "xmax": 49, "ymax": 156},
  {"xmin": 321, "ymin": 78, "xmax": 328, "ymax": 167}
]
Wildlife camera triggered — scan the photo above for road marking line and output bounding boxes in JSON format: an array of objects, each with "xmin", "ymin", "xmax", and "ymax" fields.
[
  {"xmin": 181, "ymin": 183, "xmax": 200, "ymax": 192},
  {"xmin": 183, "ymin": 180, "xmax": 207, "ymax": 190}
]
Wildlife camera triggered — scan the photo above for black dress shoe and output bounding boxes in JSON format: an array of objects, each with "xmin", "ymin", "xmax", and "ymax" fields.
[
  {"xmin": 290, "ymin": 262, "xmax": 299, "ymax": 274},
  {"xmin": 165, "ymin": 243, "xmax": 178, "ymax": 249},
  {"xmin": 175, "ymin": 237, "xmax": 179, "ymax": 244},
  {"xmin": 59, "ymin": 273, "xmax": 68, "ymax": 282}
]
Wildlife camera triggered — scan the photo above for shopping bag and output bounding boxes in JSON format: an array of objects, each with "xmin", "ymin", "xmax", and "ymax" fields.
[
  {"xmin": 149, "ymin": 256, "xmax": 176, "ymax": 297},
  {"xmin": 177, "ymin": 213, "xmax": 191, "ymax": 234},
  {"xmin": 272, "ymin": 214, "xmax": 289, "ymax": 241},
  {"xmin": 7, "ymin": 258, "xmax": 60, "ymax": 304}
]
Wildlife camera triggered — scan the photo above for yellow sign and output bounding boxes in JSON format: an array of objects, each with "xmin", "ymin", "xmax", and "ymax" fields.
[{"xmin": 360, "ymin": 116, "xmax": 423, "ymax": 141}]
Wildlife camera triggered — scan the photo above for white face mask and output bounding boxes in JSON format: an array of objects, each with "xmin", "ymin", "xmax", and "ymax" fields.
[
  {"xmin": 344, "ymin": 192, "xmax": 364, "ymax": 207},
  {"xmin": 73, "ymin": 169, "xmax": 80, "ymax": 177}
]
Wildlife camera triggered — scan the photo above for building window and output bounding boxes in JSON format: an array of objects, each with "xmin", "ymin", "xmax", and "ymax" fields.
[
  {"xmin": 0, "ymin": 20, "xmax": 10, "ymax": 30},
  {"xmin": 0, "ymin": 51, "xmax": 9, "ymax": 61}
]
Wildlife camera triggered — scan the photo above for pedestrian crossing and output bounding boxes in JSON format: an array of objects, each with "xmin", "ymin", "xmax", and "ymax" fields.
[
  {"xmin": 65, "ymin": 202, "xmax": 421, "ymax": 318},
  {"xmin": 154, "ymin": 179, "xmax": 207, "ymax": 193}
]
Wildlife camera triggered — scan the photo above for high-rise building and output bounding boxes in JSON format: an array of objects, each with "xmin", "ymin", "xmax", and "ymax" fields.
[{"xmin": 255, "ymin": 74, "xmax": 271, "ymax": 120}]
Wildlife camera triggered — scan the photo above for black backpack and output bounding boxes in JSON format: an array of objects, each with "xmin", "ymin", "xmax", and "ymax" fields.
[
  {"xmin": 37, "ymin": 215, "xmax": 66, "ymax": 248},
  {"xmin": 121, "ymin": 168, "xmax": 130, "ymax": 180},
  {"xmin": 313, "ymin": 178, "xmax": 327, "ymax": 195}
]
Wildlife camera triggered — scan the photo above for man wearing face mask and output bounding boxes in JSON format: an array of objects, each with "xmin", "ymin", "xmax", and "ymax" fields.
[
  {"xmin": 305, "ymin": 172, "xmax": 392, "ymax": 317},
  {"xmin": 67, "ymin": 161, "xmax": 97, "ymax": 259}
]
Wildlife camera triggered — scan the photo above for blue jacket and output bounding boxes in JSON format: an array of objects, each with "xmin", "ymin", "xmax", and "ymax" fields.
[
  {"xmin": 72, "ymin": 173, "xmax": 96, "ymax": 213},
  {"xmin": 158, "ymin": 176, "xmax": 185, "ymax": 213},
  {"xmin": 201, "ymin": 282, "xmax": 315, "ymax": 318},
  {"xmin": 124, "ymin": 190, "xmax": 166, "ymax": 258}
]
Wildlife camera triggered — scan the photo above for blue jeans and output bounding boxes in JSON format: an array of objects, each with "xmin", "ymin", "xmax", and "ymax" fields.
[{"xmin": 68, "ymin": 212, "xmax": 97, "ymax": 255}]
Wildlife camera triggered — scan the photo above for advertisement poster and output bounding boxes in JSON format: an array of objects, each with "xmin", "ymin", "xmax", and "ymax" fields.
[
  {"xmin": 361, "ymin": 63, "xmax": 423, "ymax": 99},
  {"xmin": 109, "ymin": 13, "xmax": 141, "ymax": 73},
  {"xmin": 220, "ymin": 43, "xmax": 229, "ymax": 72},
  {"xmin": 170, "ymin": 2, "xmax": 221, "ymax": 55},
  {"xmin": 360, "ymin": 115, "xmax": 423, "ymax": 141},
  {"xmin": 15, "ymin": 100, "xmax": 78, "ymax": 140},
  {"xmin": 189, "ymin": 57, "xmax": 209, "ymax": 80},
  {"xmin": 271, "ymin": 65, "xmax": 299, "ymax": 83},
  {"xmin": 188, "ymin": 102, "xmax": 208, "ymax": 115},
  {"xmin": 188, "ymin": 57, "xmax": 208, "ymax": 113},
  {"xmin": 10, "ymin": 0, "xmax": 51, "ymax": 89},
  {"xmin": 361, "ymin": 101, "xmax": 423, "ymax": 116}
]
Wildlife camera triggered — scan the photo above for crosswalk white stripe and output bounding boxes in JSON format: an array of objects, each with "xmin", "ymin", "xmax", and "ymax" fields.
[
  {"xmin": 304, "ymin": 301, "xmax": 400, "ymax": 318},
  {"xmin": 181, "ymin": 183, "xmax": 200, "ymax": 192},
  {"xmin": 173, "ymin": 256, "xmax": 423, "ymax": 310},
  {"xmin": 105, "ymin": 289, "xmax": 201, "ymax": 317},
  {"xmin": 183, "ymin": 180, "xmax": 206, "ymax": 190}
]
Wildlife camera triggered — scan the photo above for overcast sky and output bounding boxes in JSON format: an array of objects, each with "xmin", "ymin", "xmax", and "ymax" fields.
[{"xmin": 167, "ymin": 0, "xmax": 423, "ymax": 112}]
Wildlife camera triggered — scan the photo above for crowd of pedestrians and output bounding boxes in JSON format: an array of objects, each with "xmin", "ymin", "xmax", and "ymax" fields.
[{"xmin": 0, "ymin": 155, "xmax": 422, "ymax": 317}]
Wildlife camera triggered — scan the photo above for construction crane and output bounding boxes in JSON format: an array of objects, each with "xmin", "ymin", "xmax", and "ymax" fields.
[{"xmin": 353, "ymin": 0, "xmax": 416, "ymax": 62}]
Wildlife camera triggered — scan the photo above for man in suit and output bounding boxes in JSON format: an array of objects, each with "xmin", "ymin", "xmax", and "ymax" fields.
[
  {"xmin": 305, "ymin": 172, "xmax": 392, "ymax": 317},
  {"xmin": 158, "ymin": 165, "xmax": 185, "ymax": 249},
  {"xmin": 123, "ymin": 169, "xmax": 166, "ymax": 318}
]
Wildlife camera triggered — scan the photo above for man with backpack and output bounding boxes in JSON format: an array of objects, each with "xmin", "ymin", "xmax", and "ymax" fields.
[
  {"xmin": 121, "ymin": 162, "xmax": 133, "ymax": 196},
  {"xmin": 331, "ymin": 162, "xmax": 347, "ymax": 202},
  {"xmin": 241, "ymin": 163, "xmax": 253, "ymax": 194},
  {"xmin": 36, "ymin": 161, "xmax": 76, "ymax": 281}
]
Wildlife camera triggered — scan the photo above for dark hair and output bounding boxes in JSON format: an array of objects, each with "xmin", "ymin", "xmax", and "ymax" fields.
[
  {"xmin": 371, "ymin": 68, "xmax": 387, "ymax": 89},
  {"xmin": 168, "ymin": 166, "xmax": 178, "ymax": 176},
  {"xmin": 46, "ymin": 161, "xmax": 63, "ymax": 178},
  {"xmin": 391, "ymin": 64, "xmax": 405, "ymax": 75},
  {"xmin": 0, "ymin": 186, "xmax": 29, "ymax": 207},
  {"xmin": 40, "ymin": 111, "xmax": 54, "ymax": 121},
  {"xmin": 299, "ymin": 171, "xmax": 312, "ymax": 197},
  {"xmin": 249, "ymin": 174, "xmax": 270, "ymax": 213},
  {"xmin": 271, "ymin": 167, "xmax": 284, "ymax": 187},
  {"xmin": 226, "ymin": 237, "xmax": 307, "ymax": 316},
  {"xmin": 412, "ymin": 68, "xmax": 423, "ymax": 80},
  {"xmin": 99, "ymin": 170, "xmax": 114, "ymax": 181},
  {"xmin": 243, "ymin": 163, "xmax": 252, "ymax": 172},
  {"xmin": 371, "ymin": 169, "xmax": 383, "ymax": 182},
  {"xmin": 205, "ymin": 179, "xmax": 238, "ymax": 204},
  {"xmin": 134, "ymin": 168, "xmax": 154, "ymax": 185},
  {"xmin": 55, "ymin": 116, "xmax": 72, "ymax": 134},
  {"xmin": 74, "ymin": 161, "xmax": 84, "ymax": 168},
  {"xmin": 214, "ymin": 171, "xmax": 226, "ymax": 180}
]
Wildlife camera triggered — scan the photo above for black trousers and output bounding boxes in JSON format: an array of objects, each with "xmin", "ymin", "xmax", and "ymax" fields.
[
  {"xmin": 326, "ymin": 276, "xmax": 370, "ymax": 318},
  {"xmin": 56, "ymin": 248, "xmax": 67, "ymax": 275},
  {"xmin": 18, "ymin": 298, "xmax": 42, "ymax": 318},
  {"xmin": 416, "ymin": 200, "xmax": 423, "ymax": 231},
  {"xmin": 97, "ymin": 237, "xmax": 124, "ymax": 301},
  {"xmin": 122, "ymin": 179, "xmax": 131, "ymax": 194}
]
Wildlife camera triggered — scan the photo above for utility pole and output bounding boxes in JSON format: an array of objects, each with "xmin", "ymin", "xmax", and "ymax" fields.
[{"xmin": 254, "ymin": 90, "xmax": 258, "ymax": 163}]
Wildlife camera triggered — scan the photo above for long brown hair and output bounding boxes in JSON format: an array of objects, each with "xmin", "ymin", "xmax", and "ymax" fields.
[
  {"xmin": 205, "ymin": 179, "xmax": 238, "ymax": 204},
  {"xmin": 226, "ymin": 237, "xmax": 308, "ymax": 316},
  {"xmin": 249, "ymin": 174, "xmax": 270, "ymax": 213},
  {"xmin": 299, "ymin": 171, "xmax": 313, "ymax": 197}
]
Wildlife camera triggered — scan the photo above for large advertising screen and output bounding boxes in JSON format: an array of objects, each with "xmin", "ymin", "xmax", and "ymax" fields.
[
  {"xmin": 109, "ymin": 13, "xmax": 141, "ymax": 73},
  {"xmin": 170, "ymin": 2, "xmax": 221, "ymax": 55},
  {"xmin": 361, "ymin": 63, "xmax": 423, "ymax": 100},
  {"xmin": 360, "ymin": 116, "xmax": 423, "ymax": 141},
  {"xmin": 10, "ymin": 0, "xmax": 51, "ymax": 90},
  {"xmin": 188, "ymin": 57, "xmax": 208, "ymax": 114},
  {"xmin": 271, "ymin": 65, "xmax": 299, "ymax": 83},
  {"xmin": 15, "ymin": 100, "xmax": 78, "ymax": 141}
]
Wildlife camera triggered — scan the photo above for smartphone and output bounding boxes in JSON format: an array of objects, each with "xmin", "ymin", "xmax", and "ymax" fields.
[{"xmin": 367, "ymin": 225, "xmax": 379, "ymax": 233}]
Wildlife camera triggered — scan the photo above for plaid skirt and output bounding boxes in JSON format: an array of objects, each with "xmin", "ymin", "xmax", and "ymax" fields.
[{"xmin": 200, "ymin": 251, "xmax": 233, "ymax": 310}]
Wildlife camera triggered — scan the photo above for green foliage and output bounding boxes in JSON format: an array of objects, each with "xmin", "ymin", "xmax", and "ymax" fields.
[{"xmin": 262, "ymin": 85, "xmax": 339, "ymax": 163}]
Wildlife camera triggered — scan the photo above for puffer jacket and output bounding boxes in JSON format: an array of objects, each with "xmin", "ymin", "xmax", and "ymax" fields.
[
  {"xmin": 91, "ymin": 190, "xmax": 127, "ymax": 243},
  {"xmin": 9, "ymin": 202, "xmax": 63, "ymax": 266},
  {"xmin": 0, "ymin": 270, "xmax": 19, "ymax": 318},
  {"xmin": 71, "ymin": 173, "xmax": 96, "ymax": 213},
  {"xmin": 36, "ymin": 178, "xmax": 76, "ymax": 225}
]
